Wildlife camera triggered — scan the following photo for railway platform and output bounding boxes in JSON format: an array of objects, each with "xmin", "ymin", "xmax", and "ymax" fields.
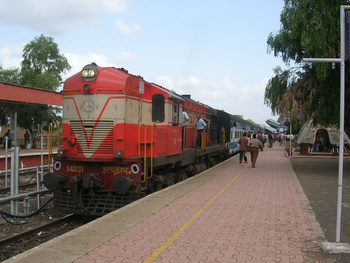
[
  {"xmin": 3, "ymin": 146, "xmax": 329, "ymax": 262},
  {"xmin": 0, "ymin": 147, "xmax": 58, "ymax": 171}
]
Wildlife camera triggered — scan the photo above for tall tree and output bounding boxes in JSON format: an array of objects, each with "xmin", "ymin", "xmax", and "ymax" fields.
[
  {"xmin": 0, "ymin": 66, "xmax": 22, "ymax": 126},
  {"xmin": 264, "ymin": 66, "xmax": 291, "ymax": 115},
  {"xmin": 265, "ymin": 0, "xmax": 350, "ymax": 130},
  {"xmin": 20, "ymin": 34, "xmax": 70, "ymax": 91},
  {"xmin": 1, "ymin": 35, "xmax": 71, "ymax": 133}
]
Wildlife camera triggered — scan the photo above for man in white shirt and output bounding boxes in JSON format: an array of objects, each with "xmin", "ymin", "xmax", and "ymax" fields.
[{"xmin": 195, "ymin": 115, "xmax": 206, "ymax": 149}]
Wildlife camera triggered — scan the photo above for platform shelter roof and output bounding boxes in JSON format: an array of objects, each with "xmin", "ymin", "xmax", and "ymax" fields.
[
  {"xmin": 0, "ymin": 81, "xmax": 63, "ymax": 106},
  {"xmin": 296, "ymin": 119, "xmax": 349, "ymax": 146}
]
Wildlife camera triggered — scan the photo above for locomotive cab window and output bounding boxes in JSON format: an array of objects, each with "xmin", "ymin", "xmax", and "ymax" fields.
[{"xmin": 152, "ymin": 94, "xmax": 165, "ymax": 123}]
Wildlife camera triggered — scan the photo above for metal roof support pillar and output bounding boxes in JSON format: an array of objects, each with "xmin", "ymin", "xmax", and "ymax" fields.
[
  {"xmin": 10, "ymin": 146, "xmax": 19, "ymax": 215},
  {"xmin": 9, "ymin": 105, "xmax": 18, "ymax": 147}
]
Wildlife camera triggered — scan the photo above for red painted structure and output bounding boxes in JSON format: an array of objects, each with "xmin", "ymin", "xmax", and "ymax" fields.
[
  {"xmin": 0, "ymin": 81, "xmax": 63, "ymax": 172},
  {"xmin": 0, "ymin": 81, "xmax": 63, "ymax": 106},
  {"xmin": 45, "ymin": 63, "xmax": 224, "ymax": 215}
]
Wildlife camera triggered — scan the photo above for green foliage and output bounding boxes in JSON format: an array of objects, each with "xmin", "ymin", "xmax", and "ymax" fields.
[
  {"xmin": 264, "ymin": 66, "xmax": 290, "ymax": 115},
  {"xmin": 246, "ymin": 119, "xmax": 257, "ymax": 125},
  {"xmin": 20, "ymin": 34, "xmax": 71, "ymax": 91},
  {"xmin": 265, "ymin": 0, "xmax": 350, "ymax": 131},
  {"xmin": 0, "ymin": 34, "xmax": 70, "ymax": 131},
  {"xmin": 0, "ymin": 66, "xmax": 22, "ymax": 126},
  {"xmin": 0, "ymin": 65, "xmax": 21, "ymax": 83}
]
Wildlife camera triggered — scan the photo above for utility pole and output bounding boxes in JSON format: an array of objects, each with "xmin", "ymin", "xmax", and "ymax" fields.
[{"xmin": 304, "ymin": 5, "xmax": 350, "ymax": 253}]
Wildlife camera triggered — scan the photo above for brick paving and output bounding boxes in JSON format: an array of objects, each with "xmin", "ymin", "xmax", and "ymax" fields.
[{"xmin": 75, "ymin": 147, "xmax": 323, "ymax": 263}]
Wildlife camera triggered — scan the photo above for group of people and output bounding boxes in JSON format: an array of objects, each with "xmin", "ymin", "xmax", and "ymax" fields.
[
  {"xmin": 1, "ymin": 129, "xmax": 39, "ymax": 149},
  {"xmin": 182, "ymin": 110, "xmax": 207, "ymax": 149},
  {"xmin": 182, "ymin": 109, "xmax": 273, "ymax": 168},
  {"xmin": 238, "ymin": 132, "xmax": 265, "ymax": 168},
  {"xmin": 24, "ymin": 130, "xmax": 39, "ymax": 149}
]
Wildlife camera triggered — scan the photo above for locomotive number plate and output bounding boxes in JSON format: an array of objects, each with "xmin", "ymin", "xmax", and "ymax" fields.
[{"xmin": 67, "ymin": 165, "xmax": 84, "ymax": 173}]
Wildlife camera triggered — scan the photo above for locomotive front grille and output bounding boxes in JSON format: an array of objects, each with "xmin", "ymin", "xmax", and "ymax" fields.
[{"xmin": 70, "ymin": 120, "xmax": 114, "ymax": 155}]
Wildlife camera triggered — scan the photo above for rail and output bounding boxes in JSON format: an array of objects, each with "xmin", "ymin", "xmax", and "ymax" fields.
[
  {"xmin": 149, "ymin": 123, "xmax": 155, "ymax": 179},
  {"xmin": 138, "ymin": 123, "xmax": 156, "ymax": 183},
  {"xmin": 0, "ymin": 189, "xmax": 51, "ymax": 205},
  {"xmin": 138, "ymin": 123, "xmax": 147, "ymax": 183},
  {"xmin": 221, "ymin": 128, "xmax": 226, "ymax": 149},
  {"xmin": 48, "ymin": 123, "xmax": 53, "ymax": 170},
  {"xmin": 182, "ymin": 125, "xmax": 186, "ymax": 151},
  {"xmin": 1, "ymin": 164, "xmax": 51, "ymax": 214},
  {"xmin": 57, "ymin": 122, "xmax": 61, "ymax": 148},
  {"xmin": 201, "ymin": 132, "xmax": 207, "ymax": 149}
]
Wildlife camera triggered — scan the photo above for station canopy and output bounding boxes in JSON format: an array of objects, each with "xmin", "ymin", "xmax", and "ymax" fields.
[
  {"xmin": 265, "ymin": 119, "xmax": 280, "ymax": 129},
  {"xmin": 296, "ymin": 119, "xmax": 349, "ymax": 146},
  {"xmin": 0, "ymin": 81, "xmax": 62, "ymax": 106}
]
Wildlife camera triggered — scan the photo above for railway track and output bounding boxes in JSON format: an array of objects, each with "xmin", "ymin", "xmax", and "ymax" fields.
[
  {"xmin": 0, "ymin": 182, "xmax": 41, "ymax": 194},
  {"xmin": 0, "ymin": 167, "xmax": 49, "ymax": 194},
  {"xmin": 0, "ymin": 213, "xmax": 75, "ymax": 247},
  {"xmin": 0, "ymin": 213, "xmax": 96, "ymax": 262}
]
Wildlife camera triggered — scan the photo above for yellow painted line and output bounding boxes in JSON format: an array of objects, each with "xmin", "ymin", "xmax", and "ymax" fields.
[{"xmin": 143, "ymin": 164, "xmax": 249, "ymax": 263}]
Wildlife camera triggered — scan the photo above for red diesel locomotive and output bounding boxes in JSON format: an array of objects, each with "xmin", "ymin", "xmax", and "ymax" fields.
[{"xmin": 44, "ymin": 63, "xmax": 260, "ymax": 215}]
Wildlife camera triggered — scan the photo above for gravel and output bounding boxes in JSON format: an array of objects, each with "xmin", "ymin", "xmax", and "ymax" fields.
[{"xmin": 0, "ymin": 195, "xmax": 86, "ymax": 262}]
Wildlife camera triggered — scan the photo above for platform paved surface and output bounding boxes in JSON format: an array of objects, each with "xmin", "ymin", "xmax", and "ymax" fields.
[
  {"xmin": 0, "ymin": 147, "xmax": 58, "ymax": 158},
  {"xmin": 4, "ymin": 147, "xmax": 326, "ymax": 263}
]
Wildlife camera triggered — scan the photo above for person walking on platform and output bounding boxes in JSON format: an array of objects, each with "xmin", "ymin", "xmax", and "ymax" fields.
[
  {"xmin": 259, "ymin": 132, "xmax": 265, "ymax": 148},
  {"xmin": 238, "ymin": 132, "xmax": 248, "ymax": 163},
  {"xmin": 24, "ymin": 130, "xmax": 30, "ymax": 148},
  {"xmin": 248, "ymin": 133, "xmax": 263, "ymax": 168},
  {"xmin": 268, "ymin": 133, "xmax": 273, "ymax": 148},
  {"xmin": 195, "ymin": 115, "xmax": 206, "ymax": 149}
]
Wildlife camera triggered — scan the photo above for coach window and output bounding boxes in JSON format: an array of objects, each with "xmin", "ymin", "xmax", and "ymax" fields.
[{"xmin": 152, "ymin": 94, "xmax": 165, "ymax": 123}]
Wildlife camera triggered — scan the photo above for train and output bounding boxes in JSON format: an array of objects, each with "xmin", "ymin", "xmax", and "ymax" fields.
[{"xmin": 43, "ymin": 63, "xmax": 264, "ymax": 216}]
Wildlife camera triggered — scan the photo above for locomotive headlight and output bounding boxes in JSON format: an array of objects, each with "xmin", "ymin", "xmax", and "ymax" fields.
[
  {"xmin": 115, "ymin": 150, "xmax": 123, "ymax": 158},
  {"xmin": 82, "ymin": 69, "xmax": 96, "ymax": 78},
  {"xmin": 81, "ymin": 64, "xmax": 98, "ymax": 82}
]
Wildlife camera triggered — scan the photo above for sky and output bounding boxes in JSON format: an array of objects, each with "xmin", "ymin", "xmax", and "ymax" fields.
[{"xmin": 0, "ymin": 0, "xmax": 286, "ymax": 126}]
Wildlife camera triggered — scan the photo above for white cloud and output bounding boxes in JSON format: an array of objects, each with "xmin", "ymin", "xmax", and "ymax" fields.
[
  {"xmin": 0, "ymin": 0, "xmax": 131, "ymax": 34},
  {"xmin": 156, "ymin": 76, "xmax": 174, "ymax": 90},
  {"xmin": 100, "ymin": 0, "xmax": 130, "ymax": 13},
  {"xmin": 175, "ymin": 75, "xmax": 272, "ymax": 124},
  {"xmin": 0, "ymin": 44, "xmax": 24, "ymax": 68},
  {"xmin": 60, "ymin": 52, "xmax": 112, "ymax": 89},
  {"xmin": 115, "ymin": 51, "xmax": 138, "ymax": 63},
  {"xmin": 179, "ymin": 76, "xmax": 202, "ymax": 87},
  {"xmin": 115, "ymin": 19, "xmax": 141, "ymax": 36}
]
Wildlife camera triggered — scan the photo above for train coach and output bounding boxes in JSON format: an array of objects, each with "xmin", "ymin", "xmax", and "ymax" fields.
[{"xmin": 43, "ymin": 63, "xmax": 263, "ymax": 216}]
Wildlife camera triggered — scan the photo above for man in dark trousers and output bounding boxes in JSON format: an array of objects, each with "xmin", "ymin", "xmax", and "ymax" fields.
[
  {"xmin": 238, "ymin": 132, "xmax": 249, "ymax": 163},
  {"xmin": 24, "ymin": 130, "xmax": 30, "ymax": 148},
  {"xmin": 195, "ymin": 115, "xmax": 206, "ymax": 149}
]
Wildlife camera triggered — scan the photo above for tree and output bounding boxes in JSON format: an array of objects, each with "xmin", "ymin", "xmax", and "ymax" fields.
[
  {"xmin": 264, "ymin": 66, "xmax": 291, "ymax": 115},
  {"xmin": 265, "ymin": 0, "xmax": 350, "ymax": 130},
  {"xmin": 0, "ymin": 35, "xmax": 71, "ymax": 133},
  {"xmin": 0, "ymin": 66, "xmax": 22, "ymax": 126},
  {"xmin": 20, "ymin": 34, "xmax": 71, "ymax": 90}
]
